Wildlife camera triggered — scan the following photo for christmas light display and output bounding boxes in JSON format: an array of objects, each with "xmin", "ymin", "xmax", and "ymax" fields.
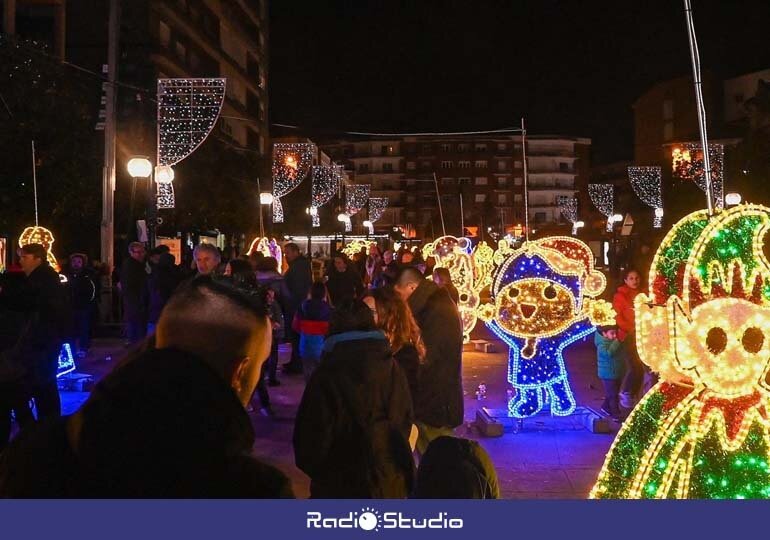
[
  {"xmin": 629, "ymin": 166, "xmax": 663, "ymax": 228},
  {"xmin": 247, "ymin": 237, "xmax": 283, "ymax": 270},
  {"xmin": 368, "ymin": 198, "xmax": 389, "ymax": 223},
  {"xmin": 558, "ymin": 197, "xmax": 582, "ymax": 235},
  {"xmin": 57, "ymin": 343, "xmax": 76, "ymax": 378},
  {"xmin": 156, "ymin": 181, "xmax": 175, "ymax": 209},
  {"xmin": 310, "ymin": 165, "xmax": 340, "ymax": 227},
  {"xmin": 345, "ymin": 184, "xmax": 371, "ymax": 216},
  {"xmin": 19, "ymin": 226, "xmax": 59, "ymax": 271},
  {"xmin": 341, "ymin": 239, "xmax": 377, "ymax": 259},
  {"xmin": 478, "ymin": 237, "xmax": 613, "ymax": 417},
  {"xmin": 423, "ymin": 236, "xmax": 496, "ymax": 343},
  {"xmin": 591, "ymin": 204, "xmax": 770, "ymax": 499},
  {"xmin": 272, "ymin": 197, "xmax": 285, "ymax": 224},
  {"xmin": 588, "ymin": 184, "xmax": 615, "ymax": 231},
  {"xmin": 157, "ymin": 78, "xmax": 226, "ymax": 167},
  {"xmin": 672, "ymin": 143, "xmax": 725, "ymax": 209}
]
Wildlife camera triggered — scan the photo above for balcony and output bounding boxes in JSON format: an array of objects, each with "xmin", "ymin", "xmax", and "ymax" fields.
[{"xmin": 527, "ymin": 182, "xmax": 575, "ymax": 191}]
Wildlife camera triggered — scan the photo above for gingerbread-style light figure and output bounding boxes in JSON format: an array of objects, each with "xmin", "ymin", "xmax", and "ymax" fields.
[{"xmin": 19, "ymin": 226, "xmax": 59, "ymax": 271}]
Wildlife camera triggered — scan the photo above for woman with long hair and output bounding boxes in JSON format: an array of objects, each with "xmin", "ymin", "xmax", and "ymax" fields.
[
  {"xmin": 365, "ymin": 287, "xmax": 425, "ymax": 403},
  {"xmin": 613, "ymin": 268, "xmax": 646, "ymax": 409}
]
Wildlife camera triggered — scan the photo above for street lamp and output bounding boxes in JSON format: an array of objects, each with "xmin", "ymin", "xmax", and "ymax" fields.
[
  {"xmin": 725, "ymin": 192, "xmax": 742, "ymax": 207},
  {"xmin": 127, "ymin": 157, "xmax": 152, "ymax": 179},
  {"xmin": 260, "ymin": 192, "xmax": 274, "ymax": 205}
]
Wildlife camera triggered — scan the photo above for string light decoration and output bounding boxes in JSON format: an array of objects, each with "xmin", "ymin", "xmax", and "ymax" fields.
[
  {"xmin": 341, "ymin": 239, "xmax": 377, "ymax": 259},
  {"xmin": 57, "ymin": 343, "xmax": 76, "ymax": 378},
  {"xmin": 157, "ymin": 78, "xmax": 226, "ymax": 167},
  {"xmin": 477, "ymin": 237, "xmax": 613, "ymax": 416},
  {"xmin": 368, "ymin": 198, "xmax": 389, "ymax": 223},
  {"xmin": 345, "ymin": 184, "xmax": 371, "ymax": 216},
  {"xmin": 589, "ymin": 184, "xmax": 615, "ymax": 231},
  {"xmin": 272, "ymin": 197, "xmax": 285, "ymax": 224},
  {"xmin": 156, "ymin": 182, "xmax": 175, "ymax": 209},
  {"xmin": 19, "ymin": 226, "xmax": 59, "ymax": 271},
  {"xmin": 629, "ymin": 166, "xmax": 664, "ymax": 228},
  {"xmin": 423, "ymin": 237, "xmax": 496, "ymax": 343},
  {"xmin": 558, "ymin": 197, "xmax": 582, "ymax": 235},
  {"xmin": 672, "ymin": 143, "xmax": 725, "ymax": 209},
  {"xmin": 272, "ymin": 143, "xmax": 316, "ymax": 223},
  {"xmin": 310, "ymin": 165, "xmax": 340, "ymax": 227},
  {"xmin": 591, "ymin": 204, "xmax": 770, "ymax": 499},
  {"xmin": 247, "ymin": 237, "xmax": 283, "ymax": 270}
]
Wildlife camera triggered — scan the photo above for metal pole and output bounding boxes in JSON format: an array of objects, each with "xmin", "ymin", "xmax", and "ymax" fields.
[
  {"xmin": 433, "ymin": 172, "xmax": 446, "ymax": 236},
  {"xmin": 521, "ymin": 117, "xmax": 530, "ymax": 242},
  {"xmin": 257, "ymin": 177, "xmax": 264, "ymax": 238},
  {"xmin": 683, "ymin": 0, "xmax": 714, "ymax": 214},
  {"xmin": 31, "ymin": 141, "xmax": 38, "ymax": 226},
  {"xmin": 101, "ymin": 0, "xmax": 119, "ymax": 272},
  {"xmin": 459, "ymin": 190, "xmax": 465, "ymax": 236}
]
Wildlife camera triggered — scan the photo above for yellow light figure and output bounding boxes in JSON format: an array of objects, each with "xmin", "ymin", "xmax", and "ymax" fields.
[
  {"xmin": 341, "ymin": 239, "xmax": 376, "ymax": 259},
  {"xmin": 476, "ymin": 236, "xmax": 613, "ymax": 417},
  {"xmin": 247, "ymin": 237, "xmax": 282, "ymax": 271},
  {"xmin": 423, "ymin": 236, "xmax": 495, "ymax": 343},
  {"xmin": 591, "ymin": 204, "xmax": 770, "ymax": 499},
  {"xmin": 19, "ymin": 226, "xmax": 59, "ymax": 271}
]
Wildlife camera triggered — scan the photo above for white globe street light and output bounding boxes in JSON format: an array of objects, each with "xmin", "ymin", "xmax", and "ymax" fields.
[
  {"xmin": 259, "ymin": 192, "xmax": 274, "ymax": 205},
  {"xmin": 127, "ymin": 157, "xmax": 152, "ymax": 178},
  {"xmin": 654, "ymin": 207, "xmax": 664, "ymax": 218},
  {"xmin": 154, "ymin": 165, "xmax": 175, "ymax": 184},
  {"xmin": 725, "ymin": 192, "xmax": 742, "ymax": 206}
]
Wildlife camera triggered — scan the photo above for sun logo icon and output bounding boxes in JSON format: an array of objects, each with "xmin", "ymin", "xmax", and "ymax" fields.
[{"xmin": 358, "ymin": 507, "xmax": 382, "ymax": 532}]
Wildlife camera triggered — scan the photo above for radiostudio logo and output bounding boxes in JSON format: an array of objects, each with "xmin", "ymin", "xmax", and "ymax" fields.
[{"xmin": 306, "ymin": 507, "xmax": 464, "ymax": 531}]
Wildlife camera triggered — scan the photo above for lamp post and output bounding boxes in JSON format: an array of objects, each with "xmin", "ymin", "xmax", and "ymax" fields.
[
  {"xmin": 258, "ymin": 191, "xmax": 273, "ymax": 238},
  {"xmin": 127, "ymin": 157, "xmax": 153, "ymax": 247}
]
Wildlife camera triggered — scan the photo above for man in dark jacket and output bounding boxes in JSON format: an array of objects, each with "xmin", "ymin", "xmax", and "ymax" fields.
[
  {"xmin": 65, "ymin": 253, "xmax": 99, "ymax": 357},
  {"xmin": 395, "ymin": 267, "xmax": 463, "ymax": 454},
  {"xmin": 146, "ymin": 251, "xmax": 180, "ymax": 334},
  {"xmin": 0, "ymin": 243, "xmax": 70, "ymax": 423},
  {"xmin": 0, "ymin": 278, "xmax": 293, "ymax": 497},
  {"xmin": 325, "ymin": 254, "xmax": 364, "ymax": 307},
  {"xmin": 282, "ymin": 243, "xmax": 312, "ymax": 374},
  {"xmin": 119, "ymin": 242, "xmax": 148, "ymax": 344},
  {"xmin": 293, "ymin": 300, "xmax": 414, "ymax": 498}
]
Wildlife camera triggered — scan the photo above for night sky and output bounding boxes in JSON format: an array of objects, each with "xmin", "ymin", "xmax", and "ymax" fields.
[{"xmin": 269, "ymin": 0, "xmax": 770, "ymax": 163}]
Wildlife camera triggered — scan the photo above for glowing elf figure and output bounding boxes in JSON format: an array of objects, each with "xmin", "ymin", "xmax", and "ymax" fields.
[
  {"xmin": 478, "ymin": 237, "xmax": 613, "ymax": 418},
  {"xmin": 591, "ymin": 204, "xmax": 770, "ymax": 499}
]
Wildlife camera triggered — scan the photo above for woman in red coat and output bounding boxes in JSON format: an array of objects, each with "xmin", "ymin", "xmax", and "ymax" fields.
[{"xmin": 612, "ymin": 269, "xmax": 644, "ymax": 409}]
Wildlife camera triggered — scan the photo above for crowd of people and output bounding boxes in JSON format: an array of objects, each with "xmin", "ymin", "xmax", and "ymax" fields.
[{"xmin": 0, "ymin": 239, "xmax": 500, "ymax": 499}]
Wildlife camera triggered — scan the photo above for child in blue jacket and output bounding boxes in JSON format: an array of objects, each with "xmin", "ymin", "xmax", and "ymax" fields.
[{"xmin": 594, "ymin": 325, "xmax": 628, "ymax": 419}]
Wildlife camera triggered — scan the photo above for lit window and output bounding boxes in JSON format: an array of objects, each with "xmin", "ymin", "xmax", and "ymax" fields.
[
  {"xmin": 475, "ymin": 194, "xmax": 487, "ymax": 203},
  {"xmin": 475, "ymin": 160, "xmax": 488, "ymax": 168},
  {"xmin": 475, "ymin": 177, "xmax": 488, "ymax": 186},
  {"xmin": 441, "ymin": 161, "xmax": 453, "ymax": 169}
]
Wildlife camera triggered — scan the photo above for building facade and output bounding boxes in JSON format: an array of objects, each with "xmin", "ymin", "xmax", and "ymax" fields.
[
  {"xmin": 2, "ymin": 0, "xmax": 67, "ymax": 58},
  {"xmin": 319, "ymin": 134, "xmax": 590, "ymax": 240}
]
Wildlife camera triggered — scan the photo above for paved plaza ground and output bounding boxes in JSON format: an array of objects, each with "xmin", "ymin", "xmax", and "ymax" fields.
[{"xmin": 61, "ymin": 329, "xmax": 618, "ymax": 499}]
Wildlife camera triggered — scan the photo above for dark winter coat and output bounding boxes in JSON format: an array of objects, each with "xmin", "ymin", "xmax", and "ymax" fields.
[
  {"xmin": 284, "ymin": 255, "xmax": 313, "ymax": 314},
  {"xmin": 147, "ymin": 253, "xmax": 180, "ymax": 324},
  {"xmin": 0, "ymin": 264, "xmax": 70, "ymax": 382},
  {"xmin": 256, "ymin": 270, "xmax": 291, "ymax": 309},
  {"xmin": 65, "ymin": 269, "xmax": 98, "ymax": 311},
  {"xmin": 408, "ymin": 279, "xmax": 464, "ymax": 428},
  {"xmin": 0, "ymin": 347, "xmax": 294, "ymax": 498},
  {"xmin": 394, "ymin": 344, "xmax": 420, "ymax": 409},
  {"xmin": 120, "ymin": 257, "xmax": 148, "ymax": 318},
  {"xmin": 293, "ymin": 330, "xmax": 415, "ymax": 498},
  {"xmin": 325, "ymin": 267, "xmax": 364, "ymax": 306},
  {"xmin": 293, "ymin": 298, "xmax": 331, "ymax": 360},
  {"xmin": 414, "ymin": 436, "xmax": 499, "ymax": 499}
]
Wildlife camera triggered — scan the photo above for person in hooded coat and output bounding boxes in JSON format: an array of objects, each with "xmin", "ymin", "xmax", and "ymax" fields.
[
  {"xmin": 293, "ymin": 299, "xmax": 414, "ymax": 498},
  {"xmin": 413, "ymin": 436, "xmax": 499, "ymax": 499}
]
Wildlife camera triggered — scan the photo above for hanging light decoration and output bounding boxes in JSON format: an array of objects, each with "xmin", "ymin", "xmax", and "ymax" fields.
[
  {"xmin": 589, "ymin": 184, "xmax": 615, "ymax": 231},
  {"xmin": 558, "ymin": 197, "xmax": 582, "ymax": 234},
  {"xmin": 345, "ymin": 184, "xmax": 371, "ymax": 216},
  {"xmin": 629, "ymin": 166, "xmax": 664, "ymax": 228},
  {"xmin": 272, "ymin": 143, "xmax": 315, "ymax": 223},
  {"xmin": 157, "ymin": 182, "xmax": 175, "ymax": 209},
  {"xmin": 272, "ymin": 197, "xmax": 285, "ymax": 223},
  {"xmin": 310, "ymin": 164, "xmax": 340, "ymax": 227},
  {"xmin": 368, "ymin": 197, "xmax": 389, "ymax": 223},
  {"xmin": 156, "ymin": 78, "xmax": 225, "ymax": 210},
  {"xmin": 672, "ymin": 143, "xmax": 724, "ymax": 209}
]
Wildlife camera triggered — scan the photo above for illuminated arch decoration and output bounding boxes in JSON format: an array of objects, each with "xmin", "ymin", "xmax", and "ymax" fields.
[
  {"xmin": 368, "ymin": 198, "xmax": 389, "ymax": 223},
  {"xmin": 477, "ymin": 237, "xmax": 613, "ymax": 417},
  {"xmin": 272, "ymin": 143, "xmax": 316, "ymax": 223},
  {"xmin": 247, "ymin": 237, "xmax": 283, "ymax": 271},
  {"xmin": 629, "ymin": 166, "xmax": 663, "ymax": 228},
  {"xmin": 558, "ymin": 197, "xmax": 581, "ymax": 235},
  {"xmin": 588, "ymin": 184, "xmax": 615, "ymax": 232},
  {"xmin": 423, "ymin": 236, "xmax": 496, "ymax": 344},
  {"xmin": 672, "ymin": 143, "xmax": 724, "ymax": 210},
  {"xmin": 157, "ymin": 78, "xmax": 226, "ymax": 210},
  {"xmin": 310, "ymin": 165, "xmax": 340, "ymax": 227},
  {"xmin": 591, "ymin": 204, "xmax": 770, "ymax": 499},
  {"xmin": 19, "ymin": 225, "xmax": 59, "ymax": 271},
  {"xmin": 341, "ymin": 239, "xmax": 377, "ymax": 259},
  {"xmin": 345, "ymin": 184, "xmax": 371, "ymax": 216}
]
